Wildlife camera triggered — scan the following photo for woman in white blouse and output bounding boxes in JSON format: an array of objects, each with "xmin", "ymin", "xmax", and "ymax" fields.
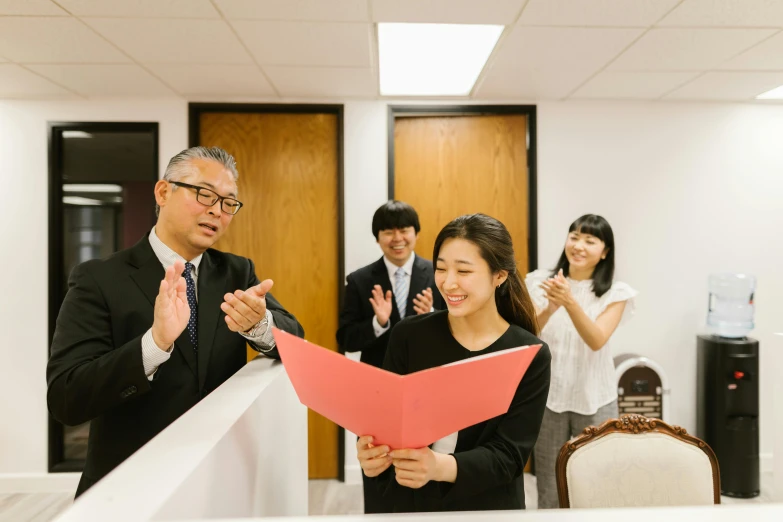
[{"xmin": 525, "ymin": 214, "xmax": 637, "ymax": 509}]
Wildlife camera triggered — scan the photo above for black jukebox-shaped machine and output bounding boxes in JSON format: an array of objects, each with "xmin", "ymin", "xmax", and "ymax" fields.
[{"xmin": 614, "ymin": 354, "xmax": 669, "ymax": 421}]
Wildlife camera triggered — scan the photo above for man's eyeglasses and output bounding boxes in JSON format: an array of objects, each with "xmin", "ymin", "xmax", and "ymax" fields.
[{"xmin": 170, "ymin": 181, "xmax": 243, "ymax": 215}]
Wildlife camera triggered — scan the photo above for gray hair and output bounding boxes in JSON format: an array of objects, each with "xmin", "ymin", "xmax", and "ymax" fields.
[{"xmin": 156, "ymin": 146, "xmax": 239, "ymax": 216}]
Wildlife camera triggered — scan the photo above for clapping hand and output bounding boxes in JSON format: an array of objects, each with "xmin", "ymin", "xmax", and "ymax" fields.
[
  {"xmin": 541, "ymin": 269, "xmax": 574, "ymax": 309},
  {"xmin": 222, "ymin": 279, "xmax": 273, "ymax": 332},
  {"xmin": 151, "ymin": 260, "xmax": 190, "ymax": 350},
  {"xmin": 369, "ymin": 285, "xmax": 393, "ymax": 327},
  {"xmin": 412, "ymin": 288, "xmax": 434, "ymax": 315}
]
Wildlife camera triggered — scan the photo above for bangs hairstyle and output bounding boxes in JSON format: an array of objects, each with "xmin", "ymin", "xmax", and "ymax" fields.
[
  {"xmin": 552, "ymin": 214, "xmax": 615, "ymax": 297},
  {"xmin": 371, "ymin": 200, "xmax": 421, "ymax": 239}
]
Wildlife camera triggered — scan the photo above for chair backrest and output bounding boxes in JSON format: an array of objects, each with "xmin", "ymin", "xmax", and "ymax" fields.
[{"xmin": 556, "ymin": 414, "xmax": 721, "ymax": 508}]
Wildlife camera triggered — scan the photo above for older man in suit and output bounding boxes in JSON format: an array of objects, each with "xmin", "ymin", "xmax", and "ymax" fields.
[{"xmin": 47, "ymin": 146, "xmax": 304, "ymax": 497}]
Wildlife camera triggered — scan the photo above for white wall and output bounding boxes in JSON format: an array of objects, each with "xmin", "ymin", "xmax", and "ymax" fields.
[
  {"xmin": 341, "ymin": 101, "xmax": 390, "ymax": 482},
  {"xmin": 774, "ymin": 333, "xmax": 783, "ymax": 501},
  {"xmin": 343, "ymin": 101, "xmax": 389, "ymax": 272},
  {"xmin": 1, "ymin": 98, "xmax": 781, "ymax": 483},
  {"xmin": 536, "ymin": 101, "xmax": 783, "ymax": 467},
  {"xmin": 0, "ymin": 99, "xmax": 188, "ymax": 474}
]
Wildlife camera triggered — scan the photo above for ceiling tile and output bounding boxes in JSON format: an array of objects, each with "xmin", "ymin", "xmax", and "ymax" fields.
[
  {"xmin": 85, "ymin": 18, "xmax": 253, "ymax": 64},
  {"xmin": 265, "ymin": 66, "xmax": 376, "ymax": 97},
  {"xmin": 148, "ymin": 64, "xmax": 276, "ymax": 97},
  {"xmin": 476, "ymin": 67, "xmax": 595, "ymax": 99},
  {"xmin": 477, "ymin": 27, "xmax": 643, "ymax": 99},
  {"xmin": 0, "ymin": 0, "xmax": 68, "ymax": 15},
  {"xmin": 608, "ymin": 28, "xmax": 776, "ymax": 70},
  {"xmin": 215, "ymin": 0, "xmax": 368, "ymax": 22},
  {"xmin": 56, "ymin": 0, "xmax": 220, "ymax": 18},
  {"xmin": 492, "ymin": 27, "xmax": 643, "ymax": 73},
  {"xmin": 665, "ymin": 71, "xmax": 783, "ymax": 99},
  {"xmin": 27, "ymin": 64, "xmax": 176, "ymax": 96},
  {"xmin": 479, "ymin": 27, "xmax": 642, "ymax": 99},
  {"xmin": 232, "ymin": 21, "xmax": 371, "ymax": 67},
  {"xmin": 571, "ymin": 71, "xmax": 700, "ymax": 99},
  {"xmin": 0, "ymin": 64, "xmax": 75, "ymax": 98},
  {"xmin": 718, "ymin": 31, "xmax": 783, "ymax": 70},
  {"xmin": 371, "ymin": 0, "xmax": 526, "ymax": 24},
  {"xmin": 519, "ymin": 0, "xmax": 680, "ymax": 27},
  {"xmin": 659, "ymin": 0, "xmax": 783, "ymax": 27},
  {"xmin": 0, "ymin": 17, "xmax": 130, "ymax": 63}
]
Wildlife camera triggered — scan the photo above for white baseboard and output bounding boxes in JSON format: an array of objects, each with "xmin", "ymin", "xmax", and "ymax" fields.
[
  {"xmin": 761, "ymin": 453, "xmax": 773, "ymax": 474},
  {"xmin": 344, "ymin": 464, "xmax": 362, "ymax": 485},
  {"xmin": 0, "ymin": 473, "xmax": 80, "ymax": 494}
]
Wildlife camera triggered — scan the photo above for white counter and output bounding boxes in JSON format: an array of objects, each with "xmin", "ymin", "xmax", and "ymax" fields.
[
  {"xmin": 53, "ymin": 357, "xmax": 308, "ymax": 522},
  {"xmin": 191, "ymin": 503, "xmax": 782, "ymax": 522}
]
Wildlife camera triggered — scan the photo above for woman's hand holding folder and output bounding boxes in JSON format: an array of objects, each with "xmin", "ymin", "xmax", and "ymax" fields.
[
  {"xmin": 358, "ymin": 435, "xmax": 458, "ymax": 489},
  {"xmin": 389, "ymin": 447, "xmax": 457, "ymax": 489},
  {"xmin": 357, "ymin": 436, "xmax": 392, "ymax": 477}
]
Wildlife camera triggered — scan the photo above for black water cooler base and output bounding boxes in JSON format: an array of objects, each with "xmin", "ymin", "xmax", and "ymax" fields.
[
  {"xmin": 696, "ymin": 334, "xmax": 760, "ymax": 499},
  {"xmin": 723, "ymin": 490, "xmax": 761, "ymax": 499}
]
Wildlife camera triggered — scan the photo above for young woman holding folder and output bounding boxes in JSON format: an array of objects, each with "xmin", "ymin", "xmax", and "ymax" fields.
[
  {"xmin": 357, "ymin": 214, "xmax": 552, "ymax": 512},
  {"xmin": 525, "ymin": 214, "xmax": 637, "ymax": 509}
]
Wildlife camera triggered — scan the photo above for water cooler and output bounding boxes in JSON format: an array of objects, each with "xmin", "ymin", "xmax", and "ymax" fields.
[{"xmin": 696, "ymin": 274, "xmax": 760, "ymax": 498}]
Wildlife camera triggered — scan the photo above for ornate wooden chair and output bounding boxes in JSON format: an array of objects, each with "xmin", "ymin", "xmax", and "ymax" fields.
[{"xmin": 555, "ymin": 414, "xmax": 721, "ymax": 508}]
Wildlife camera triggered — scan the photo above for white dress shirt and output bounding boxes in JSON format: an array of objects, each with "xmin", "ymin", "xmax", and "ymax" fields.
[
  {"xmin": 431, "ymin": 431, "xmax": 458, "ymax": 455},
  {"xmin": 372, "ymin": 253, "xmax": 417, "ymax": 337},
  {"xmin": 141, "ymin": 227, "xmax": 275, "ymax": 380}
]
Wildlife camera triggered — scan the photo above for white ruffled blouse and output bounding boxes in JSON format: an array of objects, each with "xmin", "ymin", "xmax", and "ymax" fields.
[{"xmin": 525, "ymin": 269, "xmax": 638, "ymax": 415}]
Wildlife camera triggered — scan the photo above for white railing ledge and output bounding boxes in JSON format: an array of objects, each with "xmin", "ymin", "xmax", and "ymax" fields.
[
  {"xmin": 55, "ymin": 356, "xmax": 308, "ymax": 522},
  {"xmin": 173, "ymin": 503, "xmax": 783, "ymax": 522}
]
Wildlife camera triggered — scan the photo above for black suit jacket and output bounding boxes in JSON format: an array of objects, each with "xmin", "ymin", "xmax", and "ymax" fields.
[
  {"xmin": 336, "ymin": 255, "xmax": 443, "ymax": 369},
  {"xmin": 46, "ymin": 237, "xmax": 304, "ymax": 496}
]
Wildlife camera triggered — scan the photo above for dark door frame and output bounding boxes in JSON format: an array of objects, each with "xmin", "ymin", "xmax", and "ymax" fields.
[
  {"xmin": 48, "ymin": 121, "xmax": 160, "ymax": 472},
  {"xmin": 387, "ymin": 104, "xmax": 538, "ymax": 271},
  {"xmin": 189, "ymin": 103, "xmax": 346, "ymax": 482}
]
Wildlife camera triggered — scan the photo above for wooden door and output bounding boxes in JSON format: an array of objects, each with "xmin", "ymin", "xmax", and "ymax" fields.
[
  {"xmin": 394, "ymin": 113, "xmax": 531, "ymax": 470},
  {"xmin": 198, "ymin": 111, "xmax": 339, "ymax": 479},
  {"xmin": 393, "ymin": 115, "xmax": 530, "ymax": 273},
  {"xmin": 394, "ymin": 115, "xmax": 530, "ymax": 471}
]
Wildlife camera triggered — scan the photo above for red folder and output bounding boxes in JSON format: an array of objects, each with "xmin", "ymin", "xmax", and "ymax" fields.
[{"xmin": 273, "ymin": 328, "xmax": 541, "ymax": 450}]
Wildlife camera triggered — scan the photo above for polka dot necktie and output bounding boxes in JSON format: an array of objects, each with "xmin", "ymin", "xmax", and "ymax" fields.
[{"xmin": 183, "ymin": 262, "xmax": 198, "ymax": 351}]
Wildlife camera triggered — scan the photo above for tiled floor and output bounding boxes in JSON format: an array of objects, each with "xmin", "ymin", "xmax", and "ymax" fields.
[
  {"xmin": 0, "ymin": 472, "xmax": 774, "ymax": 521},
  {"xmin": 0, "ymin": 492, "xmax": 73, "ymax": 522},
  {"xmin": 308, "ymin": 479, "xmax": 364, "ymax": 515}
]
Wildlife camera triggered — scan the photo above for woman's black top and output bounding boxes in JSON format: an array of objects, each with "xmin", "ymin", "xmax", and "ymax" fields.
[{"xmin": 371, "ymin": 310, "xmax": 551, "ymax": 512}]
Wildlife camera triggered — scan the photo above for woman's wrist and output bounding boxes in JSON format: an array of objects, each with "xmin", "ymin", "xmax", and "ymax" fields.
[{"xmin": 433, "ymin": 451, "xmax": 458, "ymax": 483}]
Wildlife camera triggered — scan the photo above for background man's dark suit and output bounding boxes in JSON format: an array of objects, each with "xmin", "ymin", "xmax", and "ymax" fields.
[
  {"xmin": 337, "ymin": 255, "xmax": 443, "ymax": 368},
  {"xmin": 336, "ymin": 254, "xmax": 443, "ymax": 513},
  {"xmin": 46, "ymin": 237, "xmax": 304, "ymax": 496}
]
